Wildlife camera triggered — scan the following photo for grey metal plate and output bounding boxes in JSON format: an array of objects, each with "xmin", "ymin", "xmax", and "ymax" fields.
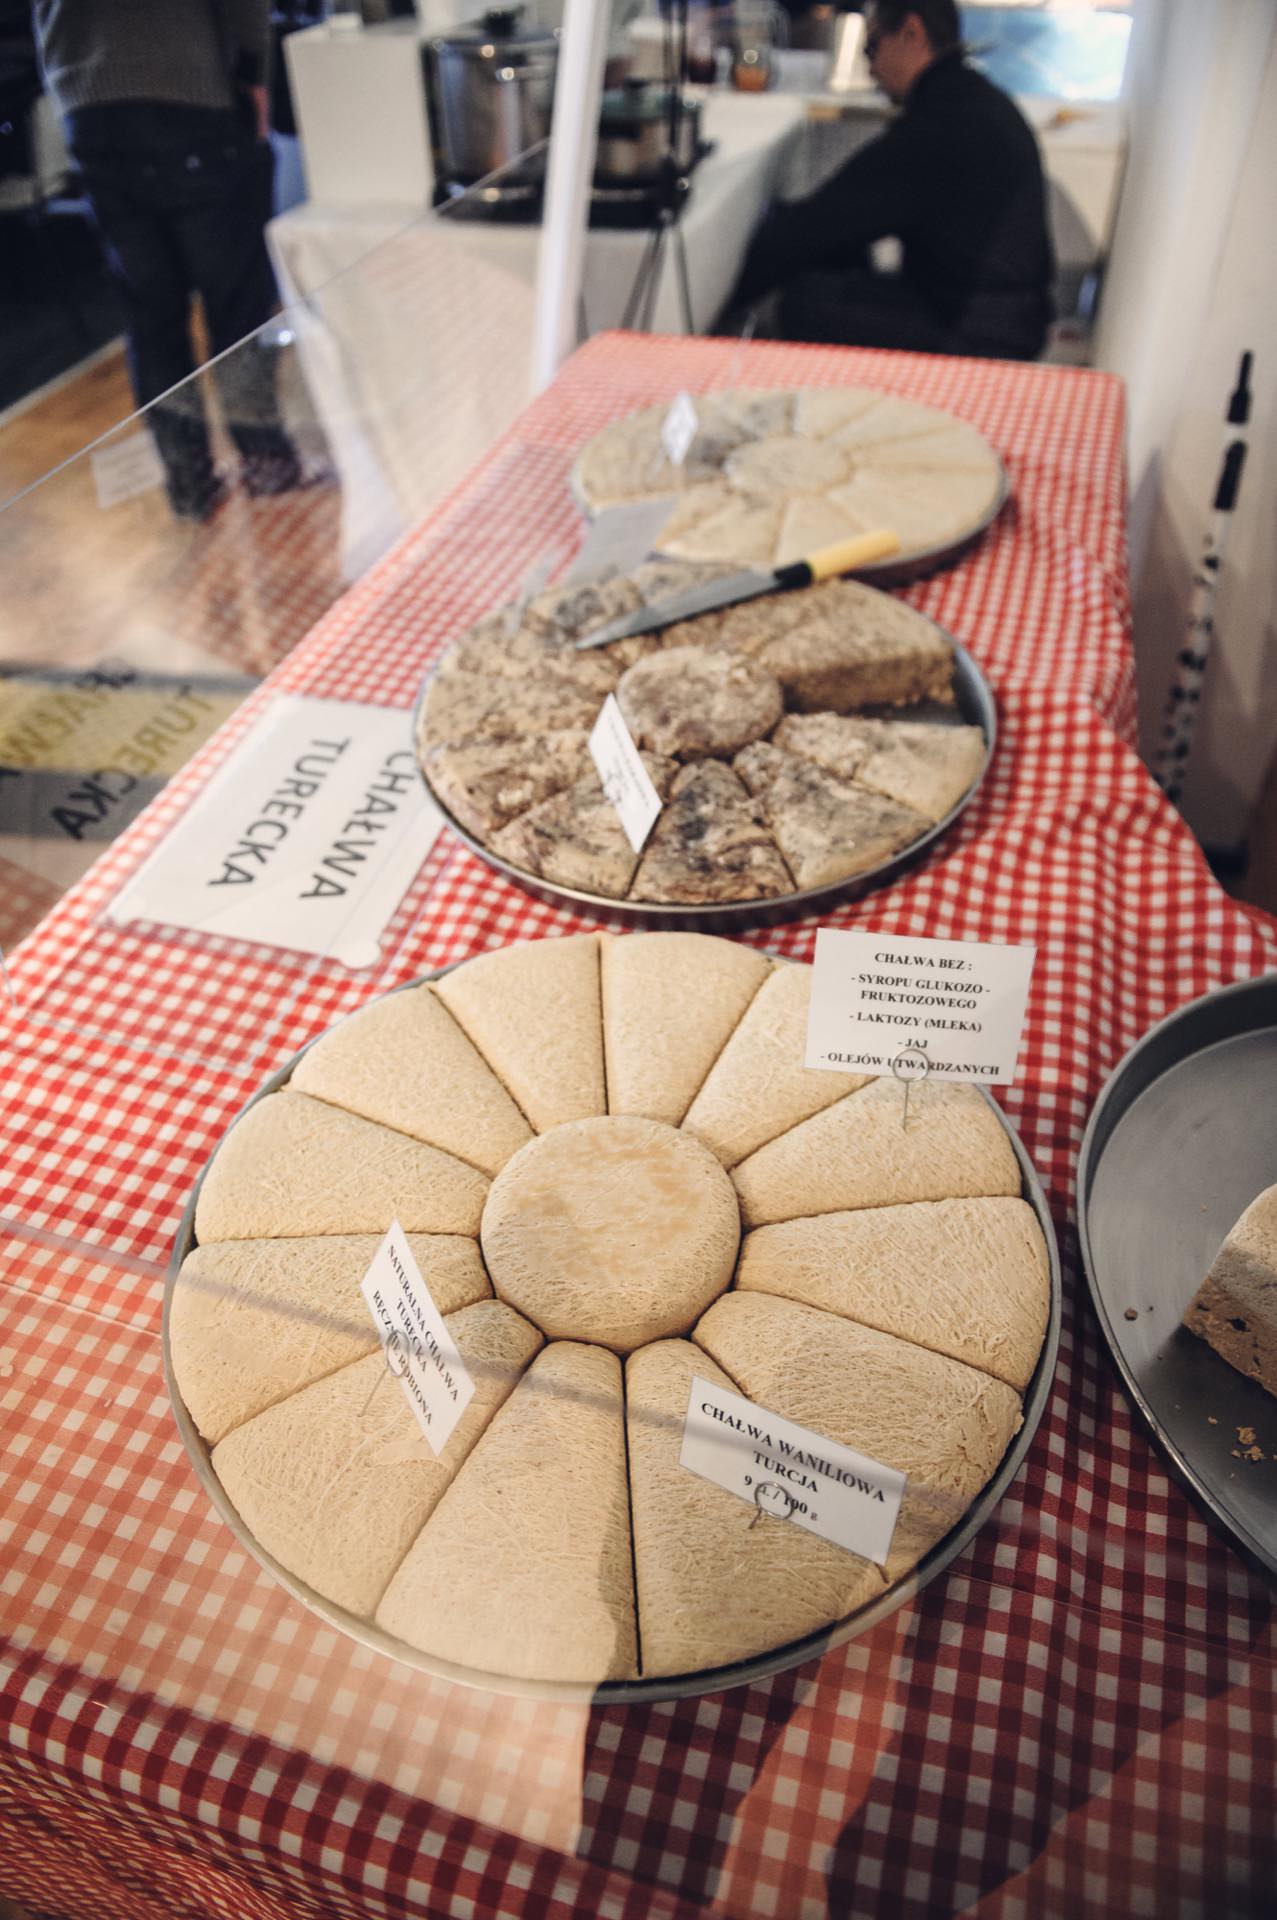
[
  {"xmin": 567, "ymin": 458, "xmax": 1011, "ymax": 590},
  {"xmin": 1078, "ymin": 975, "xmax": 1277, "ymax": 1578},
  {"xmin": 166, "ymin": 965, "xmax": 1060, "ymax": 1703},
  {"xmin": 415, "ymin": 629, "xmax": 996, "ymax": 933}
]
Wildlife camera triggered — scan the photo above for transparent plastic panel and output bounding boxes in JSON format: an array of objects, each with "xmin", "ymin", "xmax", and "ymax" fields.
[{"xmin": 0, "ymin": 158, "xmax": 541, "ymax": 950}]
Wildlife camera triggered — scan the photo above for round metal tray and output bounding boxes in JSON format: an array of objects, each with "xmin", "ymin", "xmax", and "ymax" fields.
[
  {"xmin": 166, "ymin": 963, "xmax": 1060, "ymax": 1703},
  {"xmin": 567, "ymin": 453, "xmax": 1010, "ymax": 590},
  {"xmin": 1077, "ymin": 973, "xmax": 1277, "ymax": 1580},
  {"xmin": 415, "ymin": 627, "xmax": 995, "ymax": 933}
]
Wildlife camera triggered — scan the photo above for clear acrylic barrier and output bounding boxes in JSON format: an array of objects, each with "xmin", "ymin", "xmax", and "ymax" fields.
[{"xmin": 0, "ymin": 165, "xmax": 541, "ymax": 950}]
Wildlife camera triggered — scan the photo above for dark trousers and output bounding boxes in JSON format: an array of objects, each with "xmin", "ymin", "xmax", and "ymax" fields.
[
  {"xmin": 70, "ymin": 102, "xmax": 296, "ymax": 510},
  {"xmin": 775, "ymin": 266, "xmax": 1046, "ymax": 363}
]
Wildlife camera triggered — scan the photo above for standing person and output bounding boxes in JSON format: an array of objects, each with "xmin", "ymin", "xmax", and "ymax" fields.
[
  {"xmin": 732, "ymin": 0, "xmax": 1054, "ymax": 361},
  {"xmin": 32, "ymin": 0, "xmax": 304, "ymax": 517}
]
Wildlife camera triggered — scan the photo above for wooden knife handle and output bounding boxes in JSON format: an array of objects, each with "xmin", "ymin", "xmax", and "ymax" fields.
[{"xmin": 774, "ymin": 528, "xmax": 902, "ymax": 591}]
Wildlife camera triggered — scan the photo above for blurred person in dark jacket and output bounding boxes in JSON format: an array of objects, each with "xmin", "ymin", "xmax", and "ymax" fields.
[
  {"xmin": 734, "ymin": 0, "xmax": 1053, "ymax": 360},
  {"xmin": 32, "ymin": 0, "xmax": 303, "ymax": 516}
]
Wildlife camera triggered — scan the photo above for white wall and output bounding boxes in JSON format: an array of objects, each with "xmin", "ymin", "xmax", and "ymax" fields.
[{"xmin": 1094, "ymin": 0, "xmax": 1277, "ymax": 849}]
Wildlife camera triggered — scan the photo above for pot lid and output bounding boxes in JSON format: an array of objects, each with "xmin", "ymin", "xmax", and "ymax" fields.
[{"xmin": 435, "ymin": 5, "xmax": 558, "ymax": 57}]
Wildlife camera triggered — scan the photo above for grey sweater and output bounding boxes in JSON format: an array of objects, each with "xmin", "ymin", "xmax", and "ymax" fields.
[{"xmin": 33, "ymin": 0, "xmax": 271, "ymax": 116}]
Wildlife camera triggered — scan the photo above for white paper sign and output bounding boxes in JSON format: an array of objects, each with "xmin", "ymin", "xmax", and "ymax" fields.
[
  {"xmin": 805, "ymin": 928, "xmax": 1035, "ymax": 1084},
  {"xmin": 106, "ymin": 695, "xmax": 444, "ymax": 967},
  {"xmin": 681, "ymin": 1376, "xmax": 905, "ymax": 1567},
  {"xmin": 91, "ymin": 433, "xmax": 166, "ymax": 508},
  {"xmin": 360, "ymin": 1222, "xmax": 475, "ymax": 1455},
  {"xmin": 661, "ymin": 390, "xmax": 699, "ymax": 468},
  {"xmin": 589, "ymin": 694, "xmax": 663, "ymax": 854}
]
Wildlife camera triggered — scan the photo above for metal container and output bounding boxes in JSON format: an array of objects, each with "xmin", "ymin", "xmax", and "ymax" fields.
[
  {"xmin": 166, "ymin": 963, "xmax": 1060, "ymax": 1704},
  {"xmin": 594, "ymin": 80, "xmax": 702, "ymax": 186},
  {"xmin": 1078, "ymin": 973, "xmax": 1277, "ymax": 1580},
  {"xmin": 426, "ymin": 6, "xmax": 558, "ymax": 192},
  {"xmin": 415, "ymin": 628, "xmax": 996, "ymax": 932}
]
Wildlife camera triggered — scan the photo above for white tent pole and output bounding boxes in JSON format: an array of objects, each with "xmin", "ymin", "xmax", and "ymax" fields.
[{"xmin": 532, "ymin": 0, "xmax": 610, "ymax": 391}]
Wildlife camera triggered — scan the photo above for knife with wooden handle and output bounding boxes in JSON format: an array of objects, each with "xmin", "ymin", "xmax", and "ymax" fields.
[{"xmin": 573, "ymin": 528, "xmax": 902, "ymax": 651}]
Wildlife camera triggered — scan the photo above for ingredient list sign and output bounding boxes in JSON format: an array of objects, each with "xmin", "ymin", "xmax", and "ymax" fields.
[
  {"xmin": 106, "ymin": 695, "xmax": 443, "ymax": 967},
  {"xmin": 806, "ymin": 928, "xmax": 1035, "ymax": 1083}
]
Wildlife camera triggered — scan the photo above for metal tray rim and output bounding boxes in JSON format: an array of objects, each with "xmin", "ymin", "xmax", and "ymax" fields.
[
  {"xmin": 414, "ymin": 624, "xmax": 995, "ymax": 933},
  {"xmin": 166, "ymin": 958, "xmax": 1061, "ymax": 1704},
  {"xmin": 1076, "ymin": 971, "xmax": 1277, "ymax": 1579}
]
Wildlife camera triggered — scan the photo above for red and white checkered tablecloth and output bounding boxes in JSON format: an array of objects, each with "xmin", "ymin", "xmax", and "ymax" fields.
[{"xmin": 1, "ymin": 334, "xmax": 1274, "ymax": 1920}]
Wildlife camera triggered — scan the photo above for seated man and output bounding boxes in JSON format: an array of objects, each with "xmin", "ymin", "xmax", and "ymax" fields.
[{"xmin": 734, "ymin": 0, "xmax": 1054, "ymax": 361}]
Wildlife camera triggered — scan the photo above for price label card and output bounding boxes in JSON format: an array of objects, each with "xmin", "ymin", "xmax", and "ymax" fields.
[
  {"xmin": 589, "ymin": 694, "xmax": 663, "ymax": 854},
  {"xmin": 805, "ymin": 928, "xmax": 1035, "ymax": 1084},
  {"xmin": 360, "ymin": 1222, "xmax": 475, "ymax": 1455},
  {"xmin": 661, "ymin": 390, "xmax": 699, "ymax": 468},
  {"xmin": 681, "ymin": 1376, "xmax": 905, "ymax": 1566}
]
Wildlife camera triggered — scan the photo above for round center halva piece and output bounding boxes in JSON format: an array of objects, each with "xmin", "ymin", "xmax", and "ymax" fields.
[{"xmin": 480, "ymin": 1115, "xmax": 741, "ymax": 1354}]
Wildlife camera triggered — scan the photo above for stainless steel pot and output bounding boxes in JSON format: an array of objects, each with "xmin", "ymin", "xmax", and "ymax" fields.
[
  {"xmin": 594, "ymin": 79, "xmax": 701, "ymax": 187},
  {"xmin": 426, "ymin": 6, "xmax": 559, "ymax": 190}
]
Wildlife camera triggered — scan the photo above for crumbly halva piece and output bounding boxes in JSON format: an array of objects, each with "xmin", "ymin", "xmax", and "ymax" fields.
[
  {"xmin": 754, "ymin": 583, "xmax": 955, "ymax": 711},
  {"xmin": 616, "ymin": 646, "xmax": 783, "ymax": 759},
  {"xmin": 525, "ymin": 571, "xmax": 643, "ymax": 642},
  {"xmin": 629, "ymin": 555, "xmax": 737, "ymax": 608},
  {"xmin": 736, "ymin": 1195, "xmax": 1050, "ymax": 1391},
  {"xmin": 1183, "ymin": 1183, "xmax": 1277, "ymax": 1399},
  {"xmin": 693, "ymin": 1291, "xmax": 1023, "ymax": 1582},
  {"xmin": 418, "ymin": 660, "xmax": 599, "ymax": 753},
  {"xmin": 627, "ymin": 1339, "xmax": 886, "ymax": 1676},
  {"xmin": 792, "ymin": 386, "xmax": 883, "ymax": 440},
  {"xmin": 734, "ymin": 740, "xmax": 929, "ymax": 889},
  {"xmin": 376, "ymin": 1341, "xmax": 638, "ymax": 1683},
  {"xmin": 170, "ymin": 1232, "xmax": 490, "ymax": 1445},
  {"xmin": 194, "ymin": 1089, "xmax": 489, "ymax": 1243},
  {"xmin": 682, "ymin": 961, "xmax": 870, "ymax": 1167},
  {"xmin": 442, "ymin": 608, "xmax": 619, "ymax": 699},
  {"xmin": 423, "ymin": 728, "xmax": 592, "ymax": 839},
  {"xmin": 211, "ymin": 1300, "xmax": 543, "ymax": 1618},
  {"xmin": 600, "ymin": 931, "xmax": 772, "ymax": 1128},
  {"xmin": 774, "ymin": 712, "xmax": 986, "ymax": 823},
  {"xmin": 629, "ymin": 761, "xmax": 794, "ymax": 903},
  {"xmin": 492, "ymin": 752, "xmax": 679, "ymax": 899}
]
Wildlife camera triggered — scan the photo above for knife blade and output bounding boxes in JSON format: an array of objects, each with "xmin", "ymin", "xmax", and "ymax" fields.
[{"xmin": 573, "ymin": 528, "xmax": 902, "ymax": 651}]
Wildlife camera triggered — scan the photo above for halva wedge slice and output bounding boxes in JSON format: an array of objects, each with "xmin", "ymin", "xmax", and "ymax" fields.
[
  {"xmin": 600, "ymin": 931, "xmax": 772, "ymax": 1126},
  {"xmin": 694, "ymin": 1292, "xmax": 1022, "ymax": 1581},
  {"xmin": 681, "ymin": 961, "xmax": 870, "ymax": 1167},
  {"xmin": 734, "ymin": 740, "xmax": 929, "ymax": 889},
  {"xmin": 731, "ymin": 1077, "xmax": 1020, "ymax": 1228},
  {"xmin": 435, "ymin": 935, "xmax": 606, "ymax": 1133},
  {"xmin": 291, "ymin": 984, "xmax": 532, "ymax": 1177},
  {"xmin": 627, "ymin": 1340, "xmax": 886, "ymax": 1676},
  {"xmin": 194, "ymin": 1091, "xmax": 489, "ymax": 1242},
  {"xmin": 376, "ymin": 1341, "xmax": 638, "ymax": 1684},
  {"xmin": 171, "ymin": 1232, "xmax": 489, "ymax": 1444},
  {"xmin": 629, "ymin": 762, "xmax": 793, "ymax": 903},
  {"xmin": 1183, "ymin": 1182, "xmax": 1277, "ymax": 1398},
  {"xmin": 774, "ymin": 713, "xmax": 986, "ymax": 825},
  {"xmin": 737, "ymin": 1196, "xmax": 1049, "ymax": 1391},
  {"xmin": 211, "ymin": 1300, "xmax": 542, "ymax": 1617}
]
